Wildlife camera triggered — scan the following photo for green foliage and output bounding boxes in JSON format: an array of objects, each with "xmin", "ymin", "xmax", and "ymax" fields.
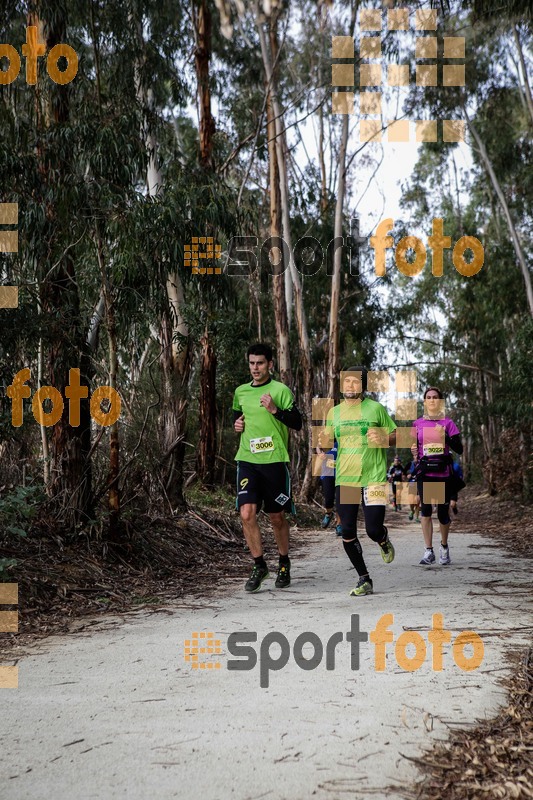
[
  {"xmin": 1, "ymin": 0, "xmax": 530, "ymax": 529},
  {"xmin": 492, "ymin": 317, "xmax": 533, "ymax": 427},
  {"xmin": 0, "ymin": 485, "xmax": 44, "ymax": 538},
  {"xmin": 385, "ymin": 0, "xmax": 532, "ymax": 494},
  {"xmin": 184, "ymin": 482, "xmax": 235, "ymax": 514},
  {"xmin": 0, "ymin": 559, "xmax": 17, "ymax": 582}
]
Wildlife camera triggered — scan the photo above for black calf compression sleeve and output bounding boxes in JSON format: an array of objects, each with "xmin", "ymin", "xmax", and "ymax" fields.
[{"xmin": 343, "ymin": 537, "xmax": 369, "ymax": 578}]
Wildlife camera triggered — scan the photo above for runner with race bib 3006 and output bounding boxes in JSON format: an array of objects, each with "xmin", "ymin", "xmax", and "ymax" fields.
[{"xmin": 233, "ymin": 343, "xmax": 302, "ymax": 593}]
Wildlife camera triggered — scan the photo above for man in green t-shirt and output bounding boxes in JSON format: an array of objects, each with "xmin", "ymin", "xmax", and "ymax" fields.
[
  {"xmin": 233, "ymin": 343, "xmax": 302, "ymax": 593},
  {"xmin": 319, "ymin": 366, "xmax": 397, "ymax": 596}
]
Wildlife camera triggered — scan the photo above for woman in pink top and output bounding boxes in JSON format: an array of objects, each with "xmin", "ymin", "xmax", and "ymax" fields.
[{"xmin": 411, "ymin": 387, "xmax": 463, "ymax": 566}]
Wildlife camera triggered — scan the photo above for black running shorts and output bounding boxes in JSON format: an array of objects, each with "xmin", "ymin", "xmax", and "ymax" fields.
[{"xmin": 236, "ymin": 461, "xmax": 294, "ymax": 514}]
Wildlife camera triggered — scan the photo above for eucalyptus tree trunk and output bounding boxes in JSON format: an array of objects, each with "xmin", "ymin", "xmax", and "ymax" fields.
[
  {"xmin": 37, "ymin": 10, "xmax": 93, "ymax": 526},
  {"xmin": 265, "ymin": 34, "xmax": 291, "ymax": 385},
  {"xmin": 193, "ymin": 0, "xmax": 216, "ymax": 168},
  {"xmin": 95, "ymin": 230, "xmax": 120, "ymax": 537},
  {"xmin": 327, "ymin": 112, "xmax": 350, "ymax": 403},
  {"xmin": 328, "ymin": 1, "xmax": 357, "ymax": 401},
  {"xmin": 134, "ymin": 20, "xmax": 190, "ymax": 509},
  {"xmin": 197, "ymin": 332, "xmax": 217, "ymax": 484},
  {"xmin": 193, "ymin": 0, "xmax": 218, "ymax": 484},
  {"xmin": 512, "ymin": 25, "xmax": 533, "ymax": 128},
  {"xmin": 466, "ymin": 111, "xmax": 533, "ymax": 317},
  {"xmin": 37, "ymin": 300, "xmax": 50, "ymax": 490},
  {"xmin": 318, "ymin": 104, "xmax": 329, "ymax": 217},
  {"xmin": 268, "ymin": 11, "xmax": 293, "ymax": 330},
  {"xmin": 317, "ymin": 3, "xmax": 329, "ymax": 217},
  {"xmin": 256, "ymin": 3, "xmax": 314, "ymax": 499}
]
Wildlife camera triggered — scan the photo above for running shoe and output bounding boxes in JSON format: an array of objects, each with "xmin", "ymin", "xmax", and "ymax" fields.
[
  {"xmin": 321, "ymin": 513, "xmax": 333, "ymax": 529},
  {"xmin": 379, "ymin": 528, "xmax": 395, "ymax": 564},
  {"xmin": 419, "ymin": 548, "xmax": 436, "ymax": 565},
  {"xmin": 335, "ymin": 524, "xmax": 343, "ymax": 536},
  {"xmin": 245, "ymin": 564, "xmax": 269, "ymax": 592},
  {"xmin": 275, "ymin": 560, "xmax": 291, "ymax": 588},
  {"xmin": 408, "ymin": 511, "xmax": 414, "ymax": 520},
  {"xmin": 415, "ymin": 517, "xmax": 421, "ymax": 523},
  {"xmin": 439, "ymin": 545, "xmax": 451, "ymax": 565},
  {"xmin": 349, "ymin": 576, "xmax": 373, "ymax": 596}
]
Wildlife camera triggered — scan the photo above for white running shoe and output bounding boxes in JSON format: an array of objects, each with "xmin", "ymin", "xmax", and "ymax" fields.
[
  {"xmin": 439, "ymin": 544, "xmax": 451, "ymax": 565},
  {"xmin": 419, "ymin": 548, "xmax": 436, "ymax": 565}
]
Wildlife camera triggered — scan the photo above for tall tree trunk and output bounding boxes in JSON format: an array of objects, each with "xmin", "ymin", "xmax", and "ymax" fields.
[
  {"xmin": 266, "ymin": 50, "xmax": 291, "ymax": 384},
  {"xmin": 318, "ymin": 2, "xmax": 329, "ymax": 217},
  {"xmin": 194, "ymin": 0, "xmax": 216, "ymax": 168},
  {"xmin": 268, "ymin": 15, "xmax": 293, "ymax": 329},
  {"xmin": 318, "ymin": 103, "xmax": 329, "ymax": 217},
  {"xmin": 193, "ymin": 0, "xmax": 219, "ymax": 486},
  {"xmin": 466, "ymin": 111, "xmax": 533, "ymax": 317},
  {"xmin": 250, "ymin": 278, "xmax": 263, "ymax": 341},
  {"xmin": 196, "ymin": 331, "xmax": 217, "ymax": 484},
  {"xmin": 512, "ymin": 25, "xmax": 533, "ymax": 128},
  {"xmin": 134, "ymin": 18, "xmax": 190, "ymax": 509},
  {"xmin": 256, "ymin": 4, "xmax": 314, "ymax": 499},
  {"xmin": 37, "ymin": 300, "xmax": 50, "ymax": 490},
  {"xmin": 95, "ymin": 230, "xmax": 120, "ymax": 537},
  {"xmin": 38, "ymin": 11, "xmax": 93, "ymax": 526},
  {"xmin": 160, "ymin": 273, "xmax": 190, "ymax": 508},
  {"xmin": 327, "ymin": 113, "xmax": 350, "ymax": 402},
  {"xmin": 328, "ymin": 1, "xmax": 357, "ymax": 401}
]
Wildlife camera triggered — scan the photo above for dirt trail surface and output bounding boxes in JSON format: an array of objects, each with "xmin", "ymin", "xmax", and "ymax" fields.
[{"xmin": 1, "ymin": 519, "xmax": 531, "ymax": 800}]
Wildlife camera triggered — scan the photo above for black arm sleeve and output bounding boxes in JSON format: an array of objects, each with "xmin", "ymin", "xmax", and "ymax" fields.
[
  {"xmin": 274, "ymin": 403, "xmax": 303, "ymax": 431},
  {"xmin": 446, "ymin": 433, "xmax": 463, "ymax": 455}
]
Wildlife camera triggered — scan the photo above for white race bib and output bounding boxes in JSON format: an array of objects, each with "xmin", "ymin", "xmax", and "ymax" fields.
[
  {"xmin": 363, "ymin": 483, "xmax": 387, "ymax": 506},
  {"xmin": 250, "ymin": 436, "xmax": 275, "ymax": 454},
  {"xmin": 423, "ymin": 444, "xmax": 444, "ymax": 456},
  {"xmin": 326, "ymin": 459, "xmax": 336, "ymax": 469}
]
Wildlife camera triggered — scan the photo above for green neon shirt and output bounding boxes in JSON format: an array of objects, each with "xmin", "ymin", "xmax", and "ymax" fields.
[
  {"xmin": 233, "ymin": 378, "xmax": 295, "ymax": 463},
  {"xmin": 325, "ymin": 398, "xmax": 396, "ymax": 486}
]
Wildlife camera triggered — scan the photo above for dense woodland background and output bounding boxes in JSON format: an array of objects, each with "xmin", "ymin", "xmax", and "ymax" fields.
[{"xmin": 0, "ymin": 0, "xmax": 531, "ymax": 557}]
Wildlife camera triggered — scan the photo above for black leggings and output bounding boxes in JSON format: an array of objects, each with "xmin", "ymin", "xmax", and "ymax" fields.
[
  {"xmin": 321, "ymin": 476, "xmax": 335, "ymax": 509},
  {"xmin": 335, "ymin": 485, "xmax": 387, "ymax": 577},
  {"xmin": 417, "ymin": 478, "xmax": 452, "ymax": 524}
]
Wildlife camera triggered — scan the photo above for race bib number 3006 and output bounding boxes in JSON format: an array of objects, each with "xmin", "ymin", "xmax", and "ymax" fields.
[
  {"xmin": 363, "ymin": 483, "xmax": 388, "ymax": 506},
  {"xmin": 250, "ymin": 436, "xmax": 275, "ymax": 454}
]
